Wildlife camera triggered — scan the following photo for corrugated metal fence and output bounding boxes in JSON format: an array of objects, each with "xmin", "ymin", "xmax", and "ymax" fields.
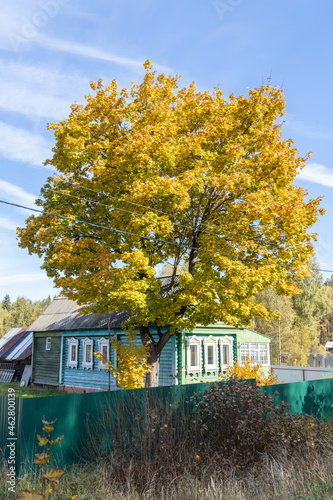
[{"xmin": 1, "ymin": 378, "xmax": 333, "ymax": 476}]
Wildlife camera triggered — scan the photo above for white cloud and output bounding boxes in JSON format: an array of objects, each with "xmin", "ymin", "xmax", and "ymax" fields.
[
  {"xmin": 0, "ymin": 122, "xmax": 52, "ymax": 166},
  {"xmin": 0, "ymin": 217, "xmax": 18, "ymax": 231},
  {"xmin": 0, "ymin": 272, "xmax": 50, "ymax": 286},
  {"xmin": 0, "ymin": 179, "xmax": 36, "ymax": 206},
  {"xmin": 0, "ymin": 0, "xmax": 70, "ymax": 52},
  {"xmin": 0, "ymin": 1, "xmax": 41, "ymax": 49},
  {"xmin": 38, "ymin": 35, "xmax": 172, "ymax": 73},
  {"xmin": 297, "ymin": 163, "xmax": 333, "ymax": 188},
  {"xmin": 0, "ymin": 59, "xmax": 89, "ymax": 119}
]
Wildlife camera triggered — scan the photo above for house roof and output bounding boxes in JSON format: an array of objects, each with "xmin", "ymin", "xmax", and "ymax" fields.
[
  {"xmin": 0, "ymin": 328, "xmax": 32, "ymax": 361},
  {"xmin": 29, "ymin": 296, "xmax": 130, "ymax": 332},
  {"xmin": 0, "ymin": 327, "xmax": 22, "ymax": 350},
  {"xmin": 29, "ymin": 275, "xmax": 180, "ymax": 332}
]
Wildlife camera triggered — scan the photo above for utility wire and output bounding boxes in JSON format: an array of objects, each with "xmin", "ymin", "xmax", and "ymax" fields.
[
  {"xmin": 0, "ymin": 156, "xmax": 274, "ymax": 240},
  {"xmin": 0, "ymin": 198, "xmax": 283, "ymax": 265},
  {"xmin": 0, "ymin": 172, "xmax": 235, "ymax": 242},
  {"xmin": 0, "ymin": 163, "xmax": 289, "ymax": 250},
  {"xmin": 1, "ymin": 197, "xmax": 330, "ymax": 273}
]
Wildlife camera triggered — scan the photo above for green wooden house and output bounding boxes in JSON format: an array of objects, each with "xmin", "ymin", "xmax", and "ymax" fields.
[{"xmin": 29, "ymin": 290, "xmax": 271, "ymax": 391}]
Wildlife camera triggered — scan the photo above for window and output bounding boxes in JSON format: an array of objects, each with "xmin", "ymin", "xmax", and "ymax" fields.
[
  {"xmin": 186, "ymin": 336, "xmax": 201, "ymax": 373},
  {"xmin": 259, "ymin": 344, "xmax": 269, "ymax": 364},
  {"xmin": 98, "ymin": 338, "xmax": 110, "ymax": 370},
  {"xmin": 45, "ymin": 337, "xmax": 51, "ymax": 351},
  {"xmin": 82, "ymin": 338, "xmax": 94, "ymax": 369},
  {"xmin": 240, "ymin": 343, "xmax": 269, "ymax": 365},
  {"xmin": 204, "ymin": 336, "xmax": 218, "ymax": 371},
  {"xmin": 220, "ymin": 336, "xmax": 234, "ymax": 369},
  {"xmin": 67, "ymin": 338, "xmax": 79, "ymax": 368}
]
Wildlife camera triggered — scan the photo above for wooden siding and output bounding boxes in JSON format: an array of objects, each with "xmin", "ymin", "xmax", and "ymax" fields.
[
  {"xmin": 33, "ymin": 332, "xmax": 61, "ymax": 385},
  {"xmin": 116, "ymin": 328, "xmax": 177, "ymax": 387},
  {"xmin": 61, "ymin": 330, "xmax": 117, "ymax": 390},
  {"xmin": 61, "ymin": 328, "xmax": 177, "ymax": 390},
  {"xmin": 179, "ymin": 324, "xmax": 271, "ymax": 384},
  {"xmin": 179, "ymin": 331, "xmax": 237, "ymax": 385}
]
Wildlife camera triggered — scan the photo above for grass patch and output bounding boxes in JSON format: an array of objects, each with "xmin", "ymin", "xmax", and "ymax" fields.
[
  {"xmin": 0, "ymin": 382, "xmax": 67, "ymax": 398},
  {"xmin": 2, "ymin": 455, "xmax": 333, "ymax": 499}
]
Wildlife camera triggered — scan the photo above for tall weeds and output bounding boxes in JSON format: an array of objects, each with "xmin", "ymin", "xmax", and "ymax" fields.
[{"xmin": 83, "ymin": 379, "xmax": 333, "ymax": 494}]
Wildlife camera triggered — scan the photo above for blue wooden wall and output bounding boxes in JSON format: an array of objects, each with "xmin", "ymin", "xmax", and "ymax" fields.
[{"xmin": 60, "ymin": 328, "xmax": 178, "ymax": 390}]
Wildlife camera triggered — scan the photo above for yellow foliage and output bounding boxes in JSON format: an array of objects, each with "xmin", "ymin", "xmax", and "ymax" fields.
[
  {"xmin": 17, "ymin": 61, "xmax": 325, "ymax": 385},
  {"xmin": 94, "ymin": 331, "xmax": 151, "ymax": 389},
  {"xmin": 225, "ymin": 357, "xmax": 279, "ymax": 386}
]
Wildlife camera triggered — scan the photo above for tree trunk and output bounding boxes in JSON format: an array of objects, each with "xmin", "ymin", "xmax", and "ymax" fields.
[
  {"xmin": 139, "ymin": 325, "xmax": 171, "ymax": 388},
  {"xmin": 145, "ymin": 344, "xmax": 160, "ymax": 387}
]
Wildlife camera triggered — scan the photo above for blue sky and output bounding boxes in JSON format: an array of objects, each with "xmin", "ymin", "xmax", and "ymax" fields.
[{"xmin": 0, "ymin": 0, "xmax": 333, "ymax": 301}]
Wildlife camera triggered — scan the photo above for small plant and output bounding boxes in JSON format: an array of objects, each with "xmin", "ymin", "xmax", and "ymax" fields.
[
  {"xmin": 15, "ymin": 419, "xmax": 65, "ymax": 500},
  {"xmin": 94, "ymin": 330, "xmax": 151, "ymax": 389},
  {"xmin": 226, "ymin": 356, "xmax": 279, "ymax": 385}
]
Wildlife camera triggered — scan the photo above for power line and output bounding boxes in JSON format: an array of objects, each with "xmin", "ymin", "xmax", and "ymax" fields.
[
  {"xmin": 0, "ymin": 160, "xmax": 287, "ymax": 250},
  {"xmin": 0, "ymin": 172, "xmax": 234, "ymax": 243},
  {"xmin": 2, "ymin": 198, "xmax": 329, "ymax": 274},
  {"xmin": 0, "ymin": 198, "xmax": 281, "ymax": 265},
  {"xmin": 0, "ymin": 160, "xmax": 329, "ymax": 273}
]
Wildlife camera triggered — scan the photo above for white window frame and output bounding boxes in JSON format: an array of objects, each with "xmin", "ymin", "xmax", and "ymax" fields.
[
  {"xmin": 203, "ymin": 336, "xmax": 218, "ymax": 371},
  {"xmin": 186, "ymin": 336, "xmax": 201, "ymax": 374},
  {"xmin": 67, "ymin": 337, "xmax": 79, "ymax": 368},
  {"xmin": 240, "ymin": 342, "xmax": 270, "ymax": 366},
  {"xmin": 98, "ymin": 337, "xmax": 110, "ymax": 370},
  {"xmin": 45, "ymin": 337, "xmax": 52, "ymax": 351},
  {"xmin": 219, "ymin": 336, "xmax": 234, "ymax": 370},
  {"xmin": 82, "ymin": 338, "xmax": 94, "ymax": 369}
]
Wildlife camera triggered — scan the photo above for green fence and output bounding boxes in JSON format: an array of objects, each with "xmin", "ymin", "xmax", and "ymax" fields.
[
  {"xmin": 1, "ymin": 378, "xmax": 332, "ymax": 477},
  {"xmin": 0, "ymin": 382, "xmax": 209, "ymax": 476},
  {"xmin": 261, "ymin": 377, "xmax": 333, "ymax": 419}
]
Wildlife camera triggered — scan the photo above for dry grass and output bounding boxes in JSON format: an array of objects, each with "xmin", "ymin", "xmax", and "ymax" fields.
[{"xmin": 2, "ymin": 453, "xmax": 333, "ymax": 500}]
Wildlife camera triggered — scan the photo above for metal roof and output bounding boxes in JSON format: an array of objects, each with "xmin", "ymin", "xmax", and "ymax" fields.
[
  {"xmin": 0, "ymin": 328, "xmax": 32, "ymax": 361},
  {"xmin": 0, "ymin": 327, "xmax": 22, "ymax": 350},
  {"xmin": 6, "ymin": 332, "xmax": 33, "ymax": 360}
]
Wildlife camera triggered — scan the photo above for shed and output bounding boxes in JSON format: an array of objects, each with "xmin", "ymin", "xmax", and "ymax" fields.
[{"xmin": 0, "ymin": 328, "xmax": 32, "ymax": 383}]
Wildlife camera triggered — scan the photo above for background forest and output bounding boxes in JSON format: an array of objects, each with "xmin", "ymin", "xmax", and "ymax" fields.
[
  {"xmin": 252, "ymin": 270, "xmax": 333, "ymax": 365},
  {"xmin": 0, "ymin": 295, "xmax": 52, "ymax": 337},
  {"xmin": 1, "ymin": 262, "xmax": 333, "ymax": 365}
]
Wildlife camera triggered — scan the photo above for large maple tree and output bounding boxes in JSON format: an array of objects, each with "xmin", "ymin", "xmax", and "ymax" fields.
[{"xmin": 18, "ymin": 61, "xmax": 324, "ymax": 386}]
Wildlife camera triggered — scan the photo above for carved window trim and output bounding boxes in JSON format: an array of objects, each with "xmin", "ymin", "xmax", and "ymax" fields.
[
  {"xmin": 82, "ymin": 338, "xmax": 94, "ymax": 369},
  {"xmin": 98, "ymin": 337, "xmax": 109, "ymax": 370},
  {"xmin": 67, "ymin": 338, "xmax": 79, "ymax": 368}
]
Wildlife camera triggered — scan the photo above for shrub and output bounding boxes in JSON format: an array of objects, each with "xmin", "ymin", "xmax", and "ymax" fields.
[
  {"xmin": 225, "ymin": 357, "xmax": 279, "ymax": 386},
  {"xmin": 94, "ymin": 330, "xmax": 151, "ymax": 389},
  {"xmin": 194, "ymin": 378, "xmax": 318, "ymax": 467}
]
